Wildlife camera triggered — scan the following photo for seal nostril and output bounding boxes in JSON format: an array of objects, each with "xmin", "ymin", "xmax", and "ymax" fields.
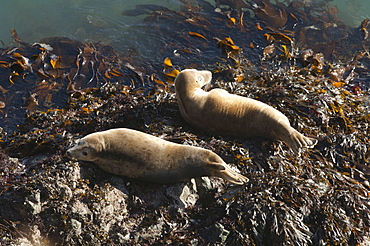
[{"xmin": 66, "ymin": 150, "xmax": 71, "ymax": 157}]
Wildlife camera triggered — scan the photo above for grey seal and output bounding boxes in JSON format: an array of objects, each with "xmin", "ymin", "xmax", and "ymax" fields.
[
  {"xmin": 174, "ymin": 69, "xmax": 317, "ymax": 153},
  {"xmin": 67, "ymin": 128, "xmax": 248, "ymax": 185}
]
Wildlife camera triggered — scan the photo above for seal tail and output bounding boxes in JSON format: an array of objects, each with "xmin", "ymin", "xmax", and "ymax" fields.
[
  {"xmin": 287, "ymin": 130, "xmax": 318, "ymax": 153},
  {"xmin": 208, "ymin": 163, "xmax": 248, "ymax": 185}
]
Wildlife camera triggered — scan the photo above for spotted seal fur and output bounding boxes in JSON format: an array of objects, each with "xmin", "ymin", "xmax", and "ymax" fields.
[
  {"xmin": 67, "ymin": 128, "xmax": 248, "ymax": 185},
  {"xmin": 174, "ymin": 69, "xmax": 317, "ymax": 153}
]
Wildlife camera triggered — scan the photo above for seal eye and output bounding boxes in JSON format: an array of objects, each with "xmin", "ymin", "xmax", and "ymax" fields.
[{"xmin": 82, "ymin": 151, "xmax": 88, "ymax": 156}]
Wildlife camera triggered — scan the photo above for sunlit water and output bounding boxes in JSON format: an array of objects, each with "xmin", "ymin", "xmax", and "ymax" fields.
[
  {"xmin": 0, "ymin": 0, "xmax": 187, "ymax": 59},
  {"xmin": 0, "ymin": 0, "xmax": 368, "ymax": 56},
  {"xmin": 331, "ymin": 0, "xmax": 370, "ymax": 27}
]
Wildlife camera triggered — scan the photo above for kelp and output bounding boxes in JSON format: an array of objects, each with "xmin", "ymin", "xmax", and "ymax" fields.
[
  {"xmin": 0, "ymin": 31, "xmax": 149, "ymax": 131},
  {"xmin": 0, "ymin": 0, "xmax": 370, "ymax": 245}
]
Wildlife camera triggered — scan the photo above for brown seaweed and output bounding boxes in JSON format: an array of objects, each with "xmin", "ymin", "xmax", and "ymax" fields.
[{"xmin": 0, "ymin": 0, "xmax": 369, "ymax": 245}]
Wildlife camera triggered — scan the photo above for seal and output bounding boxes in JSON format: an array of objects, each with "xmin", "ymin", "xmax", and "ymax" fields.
[
  {"xmin": 174, "ymin": 69, "xmax": 317, "ymax": 153},
  {"xmin": 66, "ymin": 128, "xmax": 248, "ymax": 185}
]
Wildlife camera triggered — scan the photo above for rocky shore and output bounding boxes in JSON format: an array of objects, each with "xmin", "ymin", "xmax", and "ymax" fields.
[{"xmin": 0, "ymin": 1, "xmax": 369, "ymax": 245}]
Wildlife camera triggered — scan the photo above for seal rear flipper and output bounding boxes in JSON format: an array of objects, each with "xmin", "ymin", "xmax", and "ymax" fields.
[
  {"xmin": 207, "ymin": 163, "xmax": 248, "ymax": 185},
  {"xmin": 287, "ymin": 130, "xmax": 318, "ymax": 153}
]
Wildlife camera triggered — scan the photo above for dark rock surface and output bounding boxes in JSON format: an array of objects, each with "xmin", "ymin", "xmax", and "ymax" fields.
[{"xmin": 0, "ymin": 1, "xmax": 370, "ymax": 245}]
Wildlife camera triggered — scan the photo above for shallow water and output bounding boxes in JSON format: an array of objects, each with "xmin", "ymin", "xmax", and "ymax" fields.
[
  {"xmin": 0, "ymin": 0, "xmax": 368, "ymax": 55},
  {"xmin": 0, "ymin": 0, "xmax": 186, "ymax": 58},
  {"xmin": 332, "ymin": 0, "xmax": 370, "ymax": 27}
]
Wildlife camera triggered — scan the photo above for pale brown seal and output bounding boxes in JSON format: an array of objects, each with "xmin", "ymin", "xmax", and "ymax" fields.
[
  {"xmin": 174, "ymin": 69, "xmax": 317, "ymax": 153},
  {"xmin": 66, "ymin": 128, "xmax": 248, "ymax": 185}
]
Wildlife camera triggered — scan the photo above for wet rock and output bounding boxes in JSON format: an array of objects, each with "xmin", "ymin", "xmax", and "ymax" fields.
[
  {"xmin": 13, "ymin": 225, "xmax": 47, "ymax": 246},
  {"xmin": 200, "ymin": 223, "xmax": 230, "ymax": 244},
  {"xmin": 70, "ymin": 219, "xmax": 82, "ymax": 236},
  {"xmin": 133, "ymin": 218, "xmax": 165, "ymax": 242},
  {"xmin": 57, "ymin": 183, "xmax": 73, "ymax": 202},
  {"xmin": 194, "ymin": 177, "xmax": 214, "ymax": 195},
  {"xmin": 0, "ymin": 0, "xmax": 370, "ymax": 245},
  {"xmin": 166, "ymin": 179, "xmax": 199, "ymax": 208},
  {"xmin": 111, "ymin": 232, "xmax": 130, "ymax": 244},
  {"xmin": 71, "ymin": 200, "xmax": 93, "ymax": 221},
  {"xmin": 92, "ymin": 184, "xmax": 128, "ymax": 232},
  {"xmin": 24, "ymin": 190, "xmax": 42, "ymax": 215}
]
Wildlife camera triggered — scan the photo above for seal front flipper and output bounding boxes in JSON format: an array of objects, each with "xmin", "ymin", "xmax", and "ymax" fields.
[{"xmin": 207, "ymin": 162, "xmax": 248, "ymax": 185}]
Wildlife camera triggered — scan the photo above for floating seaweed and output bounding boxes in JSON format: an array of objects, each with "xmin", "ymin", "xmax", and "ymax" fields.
[{"xmin": 0, "ymin": 30, "xmax": 155, "ymax": 131}]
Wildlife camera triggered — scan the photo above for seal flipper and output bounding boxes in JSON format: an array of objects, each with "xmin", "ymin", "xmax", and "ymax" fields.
[
  {"xmin": 287, "ymin": 130, "xmax": 318, "ymax": 153},
  {"xmin": 207, "ymin": 162, "xmax": 248, "ymax": 185}
]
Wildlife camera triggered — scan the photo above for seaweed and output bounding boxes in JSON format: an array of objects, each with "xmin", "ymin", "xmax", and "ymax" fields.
[{"xmin": 0, "ymin": 0, "xmax": 369, "ymax": 245}]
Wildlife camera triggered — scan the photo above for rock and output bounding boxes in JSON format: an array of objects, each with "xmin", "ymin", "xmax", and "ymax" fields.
[
  {"xmin": 24, "ymin": 190, "xmax": 42, "ymax": 215},
  {"xmin": 200, "ymin": 223, "xmax": 230, "ymax": 244},
  {"xmin": 194, "ymin": 177, "xmax": 214, "ymax": 196},
  {"xmin": 71, "ymin": 200, "xmax": 93, "ymax": 221},
  {"xmin": 111, "ymin": 232, "xmax": 130, "ymax": 244},
  {"xmin": 92, "ymin": 184, "xmax": 128, "ymax": 232},
  {"xmin": 70, "ymin": 218, "xmax": 82, "ymax": 236},
  {"xmin": 136, "ymin": 218, "xmax": 165, "ymax": 242},
  {"xmin": 57, "ymin": 183, "xmax": 73, "ymax": 201},
  {"xmin": 166, "ymin": 179, "xmax": 199, "ymax": 208},
  {"xmin": 13, "ymin": 225, "xmax": 48, "ymax": 246}
]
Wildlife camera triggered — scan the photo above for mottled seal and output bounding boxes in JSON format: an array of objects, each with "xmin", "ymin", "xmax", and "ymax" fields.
[
  {"xmin": 174, "ymin": 69, "xmax": 317, "ymax": 153},
  {"xmin": 66, "ymin": 128, "xmax": 248, "ymax": 185}
]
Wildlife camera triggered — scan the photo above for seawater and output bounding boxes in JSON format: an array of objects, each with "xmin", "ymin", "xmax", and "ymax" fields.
[
  {"xmin": 332, "ymin": 0, "xmax": 370, "ymax": 27},
  {"xmin": 0, "ymin": 0, "xmax": 369, "ymax": 54},
  {"xmin": 0, "ymin": 0, "xmax": 186, "ymax": 57}
]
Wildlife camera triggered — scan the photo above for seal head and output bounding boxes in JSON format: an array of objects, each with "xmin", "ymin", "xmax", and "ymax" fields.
[{"xmin": 67, "ymin": 139, "xmax": 101, "ymax": 162}]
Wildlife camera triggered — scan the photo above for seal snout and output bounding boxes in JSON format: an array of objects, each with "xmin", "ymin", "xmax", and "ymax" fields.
[{"xmin": 66, "ymin": 148, "xmax": 76, "ymax": 159}]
